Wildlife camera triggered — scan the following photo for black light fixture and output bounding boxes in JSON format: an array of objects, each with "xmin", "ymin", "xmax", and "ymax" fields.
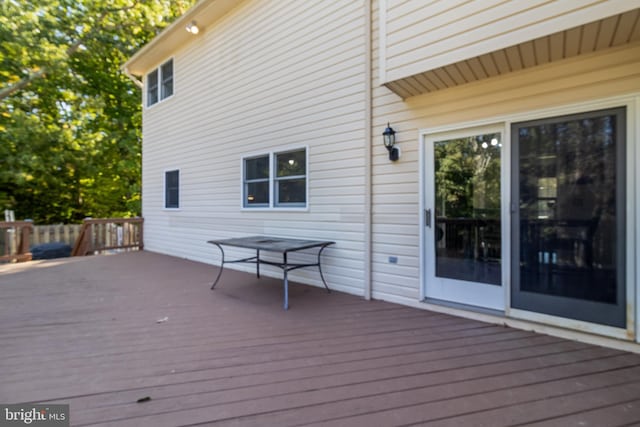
[{"xmin": 382, "ymin": 122, "xmax": 399, "ymax": 161}]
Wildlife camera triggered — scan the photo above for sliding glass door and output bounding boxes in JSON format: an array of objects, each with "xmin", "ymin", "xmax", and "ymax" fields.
[{"xmin": 511, "ymin": 108, "xmax": 626, "ymax": 328}]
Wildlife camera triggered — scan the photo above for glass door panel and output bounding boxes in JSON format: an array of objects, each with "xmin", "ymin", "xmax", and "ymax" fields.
[
  {"xmin": 424, "ymin": 127, "xmax": 504, "ymax": 311},
  {"xmin": 434, "ymin": 134, "xmax": 502, "ymax": 285},
  {"xmin": 511, "ymin": 107, "xmax": 626, "ymax": 328}
]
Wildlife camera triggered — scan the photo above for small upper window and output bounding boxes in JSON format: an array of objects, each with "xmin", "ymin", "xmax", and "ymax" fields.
[
  {"xmin": 146, "ymin": 69, "xmax": 158, "ymax": 106},
  {"xmin": 165, "ymin": 169, "xmax": 179, "ymax": 209},
  {"xmin": 161, "ymin": 59, "xmax": 174, "ymax": 99},
  {"xmin": 243, "ymin": 148, "xmax": 307, "ymax": 209},
  {"xmin": 147, "ymin": 59, "xmax": 173, "ymax": 106}
]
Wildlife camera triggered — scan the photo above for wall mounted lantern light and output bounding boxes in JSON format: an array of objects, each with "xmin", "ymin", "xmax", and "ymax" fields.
[
  {"xmin": 186, "ymin": 21, "xmax": 200, "ymax": 34},
  {"xmin": 382, "ymin": 123, "xmax": 399, "ymax": 161}
]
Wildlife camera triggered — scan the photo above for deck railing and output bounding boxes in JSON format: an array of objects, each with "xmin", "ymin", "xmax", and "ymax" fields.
[
  {"xmin": 1, "ymin": 218, "xmax": 144, "ymax": 262},
  {"xmin": 72, "ymin": 217, "xmax": 144, "ymax": 256},
  {"xmin": 32, "ymin": 224, "xmax": 83, "ymax": 247},
  {"xmin": 0, "ymin": 221, "xmax": 34, "ymax": 262}
]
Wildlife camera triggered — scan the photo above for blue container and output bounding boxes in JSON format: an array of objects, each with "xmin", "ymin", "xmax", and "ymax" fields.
[{"xmin": 30, "ymin": 242, "xmax": 72, "ymax": 260}]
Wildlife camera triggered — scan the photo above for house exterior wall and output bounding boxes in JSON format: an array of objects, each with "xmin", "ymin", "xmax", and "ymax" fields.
[
  {"xmin": 370, "ymin": 19, "xmax": 640, "ymax": 306},
  {"xmin": 141, "ymin": 0, "xmax": 368, "ymax": 296},
  {"xmin": 134, "ymin": 0, "xmax": 640, "ymax": 344},
  {"xmin": 371, "ymin": 0, "xmax": 640, "ymax": 340},
  {"xmin": 379, "ymin": 0, "xmax": 640, "ymax": 84}
]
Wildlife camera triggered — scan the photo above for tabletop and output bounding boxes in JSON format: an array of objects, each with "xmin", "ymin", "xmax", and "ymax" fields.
[{"xmin": 207, "ymin": 235, "xmax": 335, "ymax": 253}]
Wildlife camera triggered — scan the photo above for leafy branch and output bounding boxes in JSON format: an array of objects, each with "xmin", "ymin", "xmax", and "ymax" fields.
[{"xmin": 0, "ymin": 3, "xmax": 139, "ymax": 101}]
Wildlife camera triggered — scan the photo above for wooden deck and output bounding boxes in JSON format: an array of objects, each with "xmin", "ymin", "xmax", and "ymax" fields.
[{"xmin": 1, "ymin": 251, "xmax": 640, "ymax": 426}]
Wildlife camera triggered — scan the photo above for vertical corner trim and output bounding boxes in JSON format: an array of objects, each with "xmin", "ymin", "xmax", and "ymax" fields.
[{"xmin": 378, "ymin": 0, "xmax": 387, "ymax": 85}]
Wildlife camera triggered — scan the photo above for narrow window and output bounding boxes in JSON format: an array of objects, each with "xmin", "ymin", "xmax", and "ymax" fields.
[
  {"xmin": 165, "ymin": 170, "xmax": 179, "ymax": 209},
  {"xmin": 243, "ymin": 156, "xmax": 269, "ymax": 207},
  {"xmin": 147, "ymin": 68, "xmax": 159, "ymax": 106},
  {"xmin": 146, "ymin": 59, "xmax": 173, "ymax": 107},
  {"xmin": 274, "ymin": 149, "xmax": 306, "ymax": 207},
  {"xmin": 161, "ymin": 59, "xmax": 173, "ymax": 99}
]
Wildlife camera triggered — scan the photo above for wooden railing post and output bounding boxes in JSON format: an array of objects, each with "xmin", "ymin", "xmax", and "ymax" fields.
[
  {"xmin": 17, "ymin": 223, "xmax": 32, "ymax": 262},
  {"xmin": 72, "ymin": 219, "xmax": 90, "ymax": 257},
  {"xmin": 71, "ymin": 217, "xmax": 144, "ymax": 256},
  {"xmin": 138, "ymin": 217, "xmax": 144, "ymax": 250},
  {"xmin": 0, "ymin": 220, "xmax": 34, "ymax": 263}
]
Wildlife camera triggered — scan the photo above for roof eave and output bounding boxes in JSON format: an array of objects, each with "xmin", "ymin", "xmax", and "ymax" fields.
[{"xmin": 124, "ymin": 0, "xmax": 240, "ymax": 76}]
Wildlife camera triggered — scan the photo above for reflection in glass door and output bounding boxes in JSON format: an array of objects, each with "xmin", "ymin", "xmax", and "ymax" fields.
[
  {"xmin": 511, "ymin": 108, "xmax": 626, "ymax": 328},
  {"xmin": 424, "ymin": 127, "xmax": 504, "ymax": 311}
]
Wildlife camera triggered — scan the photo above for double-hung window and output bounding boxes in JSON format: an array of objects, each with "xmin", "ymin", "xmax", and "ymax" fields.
[
  {"xmin": 160, "ymin": 60, "xmax": 174, "ymax": 99},
  {"xmin": 243, "ymin": 148, "xmax": 307, "ymax": 209},
  {"xmin": 244, "ymin": 155, "xmax": 270, "ymax": 207},
  {"xmin": 147, "ymin": 59, "xmax": 173, "ymax": 107},
  {"xmin": 274, "ymin": 150, "xmax": 306, "ymax": 207}
]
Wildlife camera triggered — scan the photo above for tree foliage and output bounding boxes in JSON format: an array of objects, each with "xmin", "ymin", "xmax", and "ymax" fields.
[
  {"xmin": 0, "ymin": 0, "xmax": 194, "ymax": 223},
  {"xmin": 434, "ymin": 134, "xmax": 501, "ymax": 219}
]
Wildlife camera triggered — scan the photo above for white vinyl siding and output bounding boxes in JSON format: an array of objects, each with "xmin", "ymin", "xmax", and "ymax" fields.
[
  {"xmin": 380, "ymin": 0, "xmax": 640, "ymax": 83},
  {"xmin": 141, "ymin": 0, "xmax": 367, "ymax": 296},
  {"xmin": 137, "ymin": 0, "xmax": 640, "ymax": 331},
  {"xmin": 370, "ymin": 0, "xmax": 640, "ymax": 306}
]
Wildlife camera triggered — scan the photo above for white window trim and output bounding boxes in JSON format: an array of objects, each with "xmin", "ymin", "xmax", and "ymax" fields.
[
  {"xmin": 146, "ymin": 68, "xmax": 159, "ymax": 107},
  {"xmin": 160, "ymin": 59, "xmax": 174, "ymax": 100},
  {"xmin": 145, "ymin": 57, "xmax": 175, "ymax": 109},
  {"xmin": 242, "ymin": 153, "xmax": 270, "ymax": 209},
  {"xmin": 240, "ymin": 146, "xmax": 309, "ymax": 211},
  {"xmin": 163, "ymin": 168, "xmax": 181, "ymax": 211}
]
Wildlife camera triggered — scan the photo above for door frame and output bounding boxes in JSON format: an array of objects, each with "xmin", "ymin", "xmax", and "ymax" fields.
[
  {"xmin": 421, "ymin": 124, "xmax": 507, "ymax": 311},
  {"xmin": 510, "ymin": 107, "xmax": 627, "ymax": 328},
  {"xmin": 418, "ymin": 93, "xmax": 638, "ymax": 341}
]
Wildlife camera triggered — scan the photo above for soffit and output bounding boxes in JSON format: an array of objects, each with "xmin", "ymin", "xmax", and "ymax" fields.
[
  {"xmin": 124, "ymin": 0, "xmax": 240, "ymax": 75},
  {"xmin": 385, "ymin": 9, "xmax": 640, "ymax": 99}
]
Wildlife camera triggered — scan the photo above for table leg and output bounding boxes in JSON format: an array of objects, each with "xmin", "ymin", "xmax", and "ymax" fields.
[
  {"xmin": 283, "ymin": 252, "xmax": 289, "ymax": 310},
  {"xmin": 211, "ymin": 243, "xmax": 225, "ymax": 290},
  {"xmin": 256, "ymin": 249, "xmax": 260, "ymax": 278},
  {"xmin": 318, "ymin": 244, "xmax": 331, "ymax": 293}
]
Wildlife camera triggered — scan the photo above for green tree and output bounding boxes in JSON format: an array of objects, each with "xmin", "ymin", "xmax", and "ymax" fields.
[
  {"xmin": 0, "ymin": 0, "xmax": 194, "ymax": 223},
  {"xmin": 434, "ymin": 134, "xmax": 501, "ymax": 219}
]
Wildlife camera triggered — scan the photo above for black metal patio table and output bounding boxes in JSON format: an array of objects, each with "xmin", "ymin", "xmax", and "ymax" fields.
[{"xmin": 207, "ymin": 236, "xmax": 335, "ymax": 309}]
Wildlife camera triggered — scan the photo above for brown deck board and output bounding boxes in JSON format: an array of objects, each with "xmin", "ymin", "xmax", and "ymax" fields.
[
  {"xmin": 192, "ymin": 354, "xmax": 640, "ymax": 427},
  {"xmin": 1, "ymin": 251, "xmax": 639, "ymax": 426},
  {"xmin": 68, "ymin": 340, "xmax": 607, "ymax": 424},
  {"xmin": 514, "ymin": 399, "xmax": 640, "ymax": 427}
]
